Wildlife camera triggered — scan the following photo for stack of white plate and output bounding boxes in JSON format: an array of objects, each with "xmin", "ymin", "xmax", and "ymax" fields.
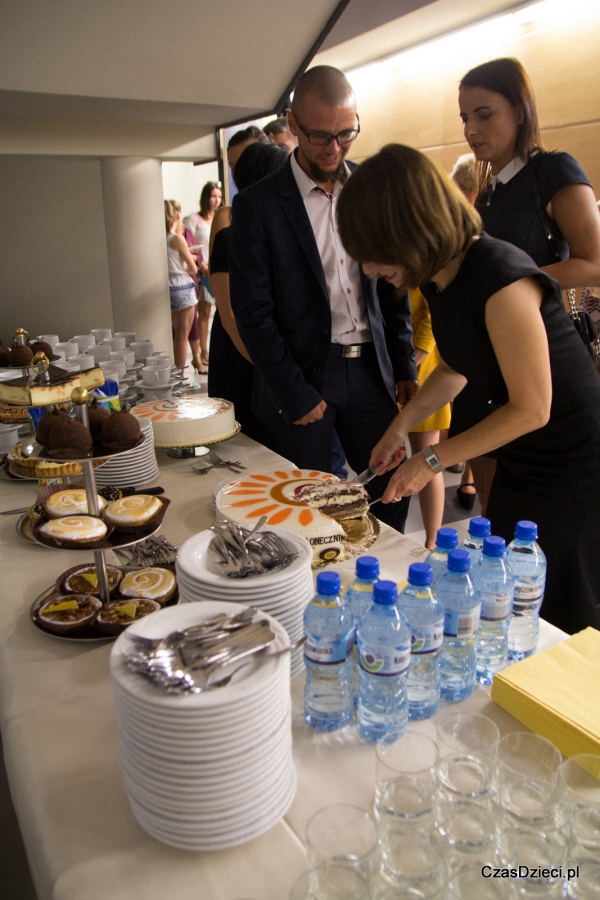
[
  {"xmin": 94, "ymin": 418, "xmax": 159, "ymax": 487},
  {"xmin": 110, "ymin": 601, "xmax": 296, "ymax": 851},
  {"xmin": 176, "ymin": 527, "xmax": 313, "ymax": 678}
]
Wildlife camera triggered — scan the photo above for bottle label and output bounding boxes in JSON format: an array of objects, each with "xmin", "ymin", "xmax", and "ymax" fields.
[
  {"xmin": 304, "ymin": 630, "xmax": 353, "ymax": 665},
  {"xmin": 410, "ymin": 620, "xmax": 444, "ymax": 654},
  {"xmin": 358, "ymin": 639, "xmax": 411, "ymax": 675},
  {"xmin": 481, "ymin": 589, "xmax": 512, "ymax": 621},
  {"xmin": 513, "ymin": 581, "xmax": 545, "ymax": 601},
  {"xmin": 444, "ymin": 605, "xmax": 481, "ymax": 638}
]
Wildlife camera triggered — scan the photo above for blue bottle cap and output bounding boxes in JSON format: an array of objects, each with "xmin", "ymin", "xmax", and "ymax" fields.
[
  {"xmin": 515, "ymin": 520, "xmax": 538, "ymax": 541},
  {"xmin": 447, "ymin": 548, "xmax": 471, "ymax": 572},
  {"xmin": 316, "ymin": 571, "xmax": 341, "ymax": 595},
  {"xmin": 355, "ymin": 556, "xmax": 380, "ymax": 579},
  {"xmin": 482, "ymin": 535, "xmax": 505, "ymax": 557},
  {"xmin": 436, "ymin": 527, "xmax": 459, "ymax": 549},
  {"xmin": 373, "ymin": 580, "xmax": 398, "ymax": 605},
  {"xmin": 408, "ymin": 562, "xmax": 433, "ymax": 586},
  {"xmin": 468, "ymin": 516, "xmax": 491, "ymax": 537}
]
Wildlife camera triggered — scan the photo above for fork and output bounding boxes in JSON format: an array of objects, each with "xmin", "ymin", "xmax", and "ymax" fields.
[{"xmin": 205, "ymin": 449, "xmax": 246, "ymax": 469}]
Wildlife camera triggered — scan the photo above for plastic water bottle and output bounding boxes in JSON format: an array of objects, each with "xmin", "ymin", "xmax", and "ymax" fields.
[
  {"xmin": 474, "ymin": 536, "xmax": 514, "ymax": 685},
  {"xmin": 398, "ymin": 562, "xmax": 444, "ymax": 720},
  {"xmin": 438, "ymin": 549, "xmax": 481, "ymax": 702},
  {"xmin": 357, "ymin": 581, "xmax": 411, "ymax": 742},
  {"xmin": 426, "ymin": 527, "xmax": 459, "ymax": 585},
  {"xmin": 345, "ymin": 556, "xmax": 380, "ymax": 706},
  {"xmin": 304, "ymin": 571, "xmax": 354, "ymax": 731},
  {"xmin": 507, "ymin": 521, "xmax": 546, "ymax": 662},
  {"xmin": 460, "ymin": 517, "xmax": 491, "ymax": 566}
]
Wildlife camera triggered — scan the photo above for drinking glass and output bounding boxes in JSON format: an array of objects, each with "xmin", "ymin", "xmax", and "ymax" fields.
[
  {"xmin": 560, "ymin": 755, "xmax": 600, "ymax": 859},
  {"xmin": 290, "ymin": 863, "xmax": 370, "ymax": 900},
  {"xmin": 379, "ymin": 826, "xmax": 446, "ymax": 896},
  {"xmin": 564, "ymin": 859, "xmax": 600, "ymax": 899},
  {"xmin": 305, "ymin": 804, "xmax": 379, "ymax": 882},
  {"xmin": 447, "ymin": 864, "xmax": 518, "ymax": 899},
  {"xmin": 497, "ymin": 732, "xmax": 562, "ymax": 831},
  {"xmin": 435, "ymin": 713, "xmax": 500, "ymax": 805},
  {"xmin": 497, "ymin": 826, "xmax": 566, "ymax": 897},
  {"xmin": 436, "ymin": 798, "xmax": 497, "ymax": 876}
]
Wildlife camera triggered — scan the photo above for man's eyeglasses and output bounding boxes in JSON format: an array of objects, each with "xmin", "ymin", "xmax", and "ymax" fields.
[{"xmin": 294, "ymin": 115, "xmax": 360, "ymax": 147}]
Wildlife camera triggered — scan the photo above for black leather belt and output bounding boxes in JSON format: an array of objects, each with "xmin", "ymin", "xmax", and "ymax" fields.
[{"xmin": 329, "ymin": 343, "xmax": 375, "ymax": 359}]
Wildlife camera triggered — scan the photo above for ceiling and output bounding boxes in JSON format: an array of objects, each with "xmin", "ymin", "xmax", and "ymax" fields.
[{"xmin": 0, "ymin": 0, "xmax": 527, "ymax": 160}]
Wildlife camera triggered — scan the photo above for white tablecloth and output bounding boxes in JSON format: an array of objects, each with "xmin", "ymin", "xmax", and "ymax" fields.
[{"xmin": 0, "ymin": 433, "xmax": 568, "ymax": 900}]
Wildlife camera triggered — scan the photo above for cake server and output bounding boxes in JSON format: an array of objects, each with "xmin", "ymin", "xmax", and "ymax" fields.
[{"xmin": 353, "ymin": 465, "xmax": 379, "ymax": 485}]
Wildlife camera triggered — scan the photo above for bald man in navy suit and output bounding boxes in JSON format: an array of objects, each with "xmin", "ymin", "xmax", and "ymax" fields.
[{"xmin": 229, "ymin": 66, "xmax": 418, "ymax": 532}]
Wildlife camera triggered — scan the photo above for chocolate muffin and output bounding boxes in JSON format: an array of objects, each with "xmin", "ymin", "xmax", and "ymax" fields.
[
  {"xmin": 87, "ymin": 403, "xmax": 110, "ymax": 440},
  {"xmin": 8, "ymin": 344, "xmax": 34, "ymax": 367},
  {"xmin": 35, "ymin": 409, "xmax": 70, "ymax": 447},
  {"xmin": 30, "ymin": 340, "xmax": 54, "ymax": 358},
  {"xmin": 100, "ymin": 410, "xmax": 142, "ymax": 451},
  {"xmin": 46, "ymin": 417, "xmax": 93, "ymax": 459},
  {"xmin": 0, "ymin": 344, "xmax": 10, "ymax": 366}
]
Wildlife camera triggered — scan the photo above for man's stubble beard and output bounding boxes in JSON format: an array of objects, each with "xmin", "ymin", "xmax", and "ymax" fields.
[{"xmin": 304, "ymin": 155, "xmax": 348, "ymax": 186}]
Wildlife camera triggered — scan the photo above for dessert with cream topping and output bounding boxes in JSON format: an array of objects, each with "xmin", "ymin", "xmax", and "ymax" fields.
[
  {"xmin": 37, "ymin": 515, "xmax": 108, "ymax": 548},
  {"xmin": 296, "ymin": 481, "xmax": 369, "ymax": 521},
  {"xmin": 94, "ymin": 598, "xmax": 161, "ymax": 635},
  {"xmin": 43, "ymin": 489, "xmax": 107, "ymax": 519},
  {"xmin": 104, "ymin": 494, "xmax": 163, "ymax": 532},
  {"xmin": 130, "ymin": 397, "xmax": 236, "ymax": 446},
  {"xmin": 37, "ymin": 593, "xmax": 102, "ymax": 635},
  {"xmin": 119, "ymin": 567, "xmax": 177, "ymax": 604}
]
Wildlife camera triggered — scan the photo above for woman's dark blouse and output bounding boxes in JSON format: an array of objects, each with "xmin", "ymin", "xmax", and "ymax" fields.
[
  {"xmin": 478, "ymin": 151, "xmax": 591, "ymax": 265},
  {"xmin": 423, "ymin": 235, "xmax": 600, "ymax": 633}
]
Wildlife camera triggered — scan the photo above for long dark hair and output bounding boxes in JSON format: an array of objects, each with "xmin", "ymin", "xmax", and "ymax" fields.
[
  {"xmin": 460, "ymin": 57, "xmax": 544, "ymax": 197},
  {"xmin": 199, "ymin": 181, "xmax": 222, "ymax": 218}
]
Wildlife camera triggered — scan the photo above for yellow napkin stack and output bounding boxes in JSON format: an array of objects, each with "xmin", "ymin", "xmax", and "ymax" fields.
[{"xmin": 491, "ymin": 627, "xmax": 600, "ymax": 759}]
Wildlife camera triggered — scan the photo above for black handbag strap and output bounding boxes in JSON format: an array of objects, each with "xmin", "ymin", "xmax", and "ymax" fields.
[{"xmin": 530, "ymin": 152, "xmax": 563, "ymax": 263}]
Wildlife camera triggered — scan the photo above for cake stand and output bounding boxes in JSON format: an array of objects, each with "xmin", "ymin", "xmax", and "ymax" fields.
[{"xmin": 162, "ymin": 422, "xmax": 242, "ymax": 458}]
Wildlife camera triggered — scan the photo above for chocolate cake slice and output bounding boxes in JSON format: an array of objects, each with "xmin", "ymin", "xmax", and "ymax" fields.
[{"xmin": 297, "ymin": 481, "xmax": 369, "ymax": 521}]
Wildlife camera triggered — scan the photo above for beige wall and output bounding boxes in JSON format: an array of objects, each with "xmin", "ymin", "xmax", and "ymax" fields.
[
  {"xmin": 347, "ymin": 8, "xmax": 600, "ymax": 195},
  {"xmin": 0, "ymin": 156, "xmax": 114, "ymax": 345}
]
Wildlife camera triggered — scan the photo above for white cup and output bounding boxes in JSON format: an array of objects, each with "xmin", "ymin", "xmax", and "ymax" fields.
[
  {"xmin": 111, "ymin": 349, "xmax": 135, "ymax": 368},
  {"xmin": 146, "ymin": 355, "xmax": 172, "ymax": 370},
  {"xmin": 114, "ymin": 331, "xmax": 136, "ymax": 346},
  {"xmin": 92, "ymin": 346, "xmax": 114, "ymax": 364},
  {"xmin": 38, "ymin": 334, "xmax": 60, "ymax": 349},
  {"xmin": 59, "ymin": 361, "xmax": 80, "ymax": 373},
  {"xmin": 91, "ymin": 328, "xmax": 112, "ymax": 342},
  {"xmin": 142, "ymin": 365, "xmax": 170, "ymax": 386},
  {"xmin": 101, "ymin": 337, "xmax": 126, "ymax": 352},
  {"xmin": 131, "ymin": 341, "xmax": 154, "ymax": 360},
  {"xmin": 72, "ymin": 334, "xmax": 96, "ymax": 350},
  {"xmin": 101, "ymin": 357, "xmax": 126, "ymax": 378},
  {"xmin": 55, "ymin": 341, "xmax": 79, "ymax": 359},
  {"xmin": 70, "ymin": 353, "xmax": 95, "ymax": 371}
]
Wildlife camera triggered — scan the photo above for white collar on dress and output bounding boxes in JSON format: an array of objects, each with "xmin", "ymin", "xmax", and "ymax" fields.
[{"xmin": 490, "ymin": 156, "xmax": 528, "ymax": 190}]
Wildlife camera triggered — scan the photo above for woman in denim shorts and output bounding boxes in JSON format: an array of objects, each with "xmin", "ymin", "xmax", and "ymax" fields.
[{"xmin": 165, "ymin": 200, "xmax": 198, "ymax": 376}]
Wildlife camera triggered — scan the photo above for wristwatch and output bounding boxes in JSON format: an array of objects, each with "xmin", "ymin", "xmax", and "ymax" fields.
[{"xmin": 422, "ymin": 445, "xmax": 444, "ymax": 474}]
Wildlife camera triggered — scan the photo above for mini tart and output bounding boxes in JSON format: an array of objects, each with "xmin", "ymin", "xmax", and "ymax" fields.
[
  {"xmin": 37, "ymin": 515, "xmax": 108, "ymax": 548},
  {"xmin": 37, "ymin": 593, "xmax": 102, "ymax": 635},
  {"xmin": 119, "ymin": 567, "xmax": 177, "ymax": 604},
  {"xmin": 104, "ymin": 494, "xmax": 163, "ymax": 533},
  {"xmin": 43, "ymin": 489, "xmax": 107, "ymax": 518},
  {"xmin": 57, "ymin": 563, "xmax": 123, "ymax": 596},
  {"xmin": 94, "ymin": 598, "xmax": 160, "ymax": 635},
  {"xmin": 97, "ymin": 485, "xmax": 123, "ymax": 502}
]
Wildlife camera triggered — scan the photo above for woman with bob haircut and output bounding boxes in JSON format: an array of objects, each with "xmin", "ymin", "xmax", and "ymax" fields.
[{"xmin": 337, "ymin": 143, "xmax": 600, "ymax": 634}]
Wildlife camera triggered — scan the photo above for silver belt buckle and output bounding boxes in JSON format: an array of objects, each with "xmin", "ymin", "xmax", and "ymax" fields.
[{"xmin": 341, "ymin": 344, "xmax": 362, "ymax": 358}]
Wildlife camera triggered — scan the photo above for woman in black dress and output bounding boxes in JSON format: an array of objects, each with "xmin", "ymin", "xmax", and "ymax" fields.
[
  {"xmin": 452, "ymin": 58, "xmax": 600, "ymax": 512},
  {"xmin": 337, "ymin": 144, "xmax": 600, "ymax": 634}
]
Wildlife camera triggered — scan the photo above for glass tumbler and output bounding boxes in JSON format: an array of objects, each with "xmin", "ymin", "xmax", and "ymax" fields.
[
  {"xmin": 497, "ymin": 732, "xmax": 562, "ymax": 831},
  {"xmin": 305, "ymin": 804, "xmax": 379, "ymax": 882},
  {"xmin": 435, "ymin": 712, "xmax": 500, "ymax": 806},
  {"xmin": 290, "ymin": 863, "xmax": 370, "ymax": 900}
]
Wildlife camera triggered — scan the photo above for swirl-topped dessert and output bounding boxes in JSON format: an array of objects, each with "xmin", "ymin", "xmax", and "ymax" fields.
[
  {"xmin": 38, "ymin": 515, "xmax": 108, "ymax": 547},
  {"xmin": 43, "ymin": 489, "xmax": 107, "ymax": 519},
  {"xmin": 119, "ymin": 567, "xmax": 177, "ymax": 604},
  {"xmin": 130, "ymin": 397, "xmax": 236, "ymax": 446},
  {"xmin": 104, "ymin": 495, "xmax": 162, "ymax": 532}
]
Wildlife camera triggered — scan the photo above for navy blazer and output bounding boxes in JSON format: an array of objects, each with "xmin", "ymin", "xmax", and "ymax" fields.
[{"xmin": 229, "ymin": 157, "xmax": 416, "ymax": 427}]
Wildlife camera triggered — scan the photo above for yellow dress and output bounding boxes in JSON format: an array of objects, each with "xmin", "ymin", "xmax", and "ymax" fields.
[{"xmin": 406, "ymin": 288, "xmax": 451, "ymax": 433}]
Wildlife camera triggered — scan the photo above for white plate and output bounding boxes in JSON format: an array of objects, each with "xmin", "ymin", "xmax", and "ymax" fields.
[
  {"xmin": 110, "ymin": 601, "xmax": 289, "ymax": 708},
  {"xmin": 176, "ymin": 528, "xmax": 311, "ymax": 588}
]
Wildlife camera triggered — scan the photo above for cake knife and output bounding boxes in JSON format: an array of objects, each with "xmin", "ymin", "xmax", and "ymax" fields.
[{"xmin": 352, "ymin": 465, "xmax": 379, "ymax": 485}]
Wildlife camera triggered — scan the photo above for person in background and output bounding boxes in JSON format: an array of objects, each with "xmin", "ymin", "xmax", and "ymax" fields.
[
  {"xmin": 264, "ymin": 117, "xmax": 298, "ymax": 155},
  {"xmin": 209, "ymin": 141, "xmax": 289, "ymax": 444},
  {"xmin": 453, "ymin": 57, "xmax": 600, "ymax": 513},
  {"xmin": 406, "ymin": 287, "xmax": 451, "ymax": 549},
  {"xmin": 337, "ymin": 143, "xmax": 600, "ymax": 635},
  {"xmin": 226, "ymin": 126, "xmax": 269, "ymax": 178},
  {"xmin": 164, "ymin": 200, "xmax": 197, "ymax": 377},
  {"xmin": 580, "ymin": 200, "xmax": 600, "ymax": 338},
  {"xmin": 183, "ymin": 181, "xmax": 223, "ymax": 369},
  {"xmin": 170, "ymin": 200, "xmax": 204, "ymax": 374},
  {"xmin": 229, "ymin": 65, "xmax": 417, "ymax": 534}
]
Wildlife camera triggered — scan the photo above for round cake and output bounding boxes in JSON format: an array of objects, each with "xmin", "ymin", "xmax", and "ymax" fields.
[
  {"xmin": 215, "ymin": 469, "xmax": 346, "ymax": 564},
  {"xmin": 130, "ymin": 398, "xmax": 236, "ymax": 447},
  {"xmin": 38, "ymin": 515, "xmax": 108, "ymax": 547}
]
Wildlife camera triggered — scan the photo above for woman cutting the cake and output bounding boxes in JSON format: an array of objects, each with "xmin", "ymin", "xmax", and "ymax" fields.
[{"xmin": 336, "ymin": 143, "xmax": 600, "ymax": 635}]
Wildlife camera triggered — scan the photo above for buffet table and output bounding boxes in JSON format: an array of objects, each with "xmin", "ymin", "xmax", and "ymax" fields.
[{"xmin": 0, "ymin": 433, "xmax": 568, "ymax": 900}]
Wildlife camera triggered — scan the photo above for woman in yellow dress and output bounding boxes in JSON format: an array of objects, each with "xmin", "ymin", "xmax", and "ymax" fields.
[{"xmin": 407, "ymin": 288, "xmax": 451, "ymax": 549}]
